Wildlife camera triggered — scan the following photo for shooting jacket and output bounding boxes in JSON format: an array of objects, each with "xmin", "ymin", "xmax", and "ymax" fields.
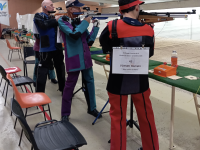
[
  {"xmin": 100, "ymin": 18, "xmax": 155, "ymax": 95},
  {"xmin": 58, "ymin": 17, "xmax": 99, "ymax": 72},
  {"xmin": 34, "ymin": 12, "xmax": 62, "ymax": 52}
]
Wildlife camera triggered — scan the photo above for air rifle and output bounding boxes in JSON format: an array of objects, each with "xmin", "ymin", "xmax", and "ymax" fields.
[{"xmin": 73, "ymin": 7, "xmax": 196, "ymax": 23}]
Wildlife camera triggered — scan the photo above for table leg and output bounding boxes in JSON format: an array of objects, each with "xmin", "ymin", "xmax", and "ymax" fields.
[
  {"xmin": 103, "ymin": 65, "xmax": 109, "ymax": 80},
  {"xmin": 170, "ymin": 86, "xmax": 176, "ymax": 149},
  {"xmin": 193, "ymin": 93, "xmax": 200, "ymax": 126}
]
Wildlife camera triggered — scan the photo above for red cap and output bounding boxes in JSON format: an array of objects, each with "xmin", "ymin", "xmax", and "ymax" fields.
[{"xmin": 119, "ymin": 0, "xmax": 144, "ymax": 13}]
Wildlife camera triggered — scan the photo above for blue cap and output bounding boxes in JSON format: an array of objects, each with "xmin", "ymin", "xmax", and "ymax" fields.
[{"xmin": 66, "ymin": 0, "xmax": 85, "ymax": 8}]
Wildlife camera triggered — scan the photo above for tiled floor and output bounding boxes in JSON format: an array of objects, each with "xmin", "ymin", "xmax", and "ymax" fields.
[{"xmin": 0, "ymin": 38, "xmax": 200, "ymax": 150}]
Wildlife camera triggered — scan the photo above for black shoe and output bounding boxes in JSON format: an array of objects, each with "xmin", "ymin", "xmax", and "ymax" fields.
[
  {"xmin": 51, "ymin": 79, "xmax": 58, "ymax": 84},
  {"xmin": 138, "ymin": 147, "xmax": 143, "ymax": 150},
  {"xmin": 88, "ymin": 109, "xmax": 102, "ymax": 118},
  {"xmin": 62, "ymin": 115, "xmax": 69, "ymax": 122},
  {"xmin": 57, "ymin": 89, "xmax": 63, "ymax": 96}
]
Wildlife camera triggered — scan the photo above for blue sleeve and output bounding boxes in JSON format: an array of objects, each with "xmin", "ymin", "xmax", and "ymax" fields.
[
  {"xmin": 86, "ymin": 26, "xmax": 99, "ymax": 46},
  {"xmin": 34, "ymin": 13, "xmax": 58, "ymax": 30}
]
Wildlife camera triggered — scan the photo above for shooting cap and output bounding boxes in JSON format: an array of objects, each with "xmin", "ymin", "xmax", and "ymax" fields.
[
  {"xmin": 119, "ymin": 0, "xmax": 144, "ymax": 13},
  {"xmin": 65, "ymin": 0, "xmax": 84, "ymax": 8}
]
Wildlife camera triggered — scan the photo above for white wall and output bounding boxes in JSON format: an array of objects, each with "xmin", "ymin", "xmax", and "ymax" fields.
[
  {"xmin": 147, "ymin": 7, "xmax": 200, "ymax": 40},
  {"xmin": 88, "ymin": 17, "xmax": 120, "ymax": 38},
  {"xmin": 102, "ymin": 0, "xmax": 200, "ymax": 13},
  {"xmin": 16, "ymin": 13, "xmax": 34, "ymax": 31}
]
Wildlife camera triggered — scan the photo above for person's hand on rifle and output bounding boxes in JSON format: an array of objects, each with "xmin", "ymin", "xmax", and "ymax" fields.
[
  {"xmin": 92, "ymin": 18, "xmax": 100, "ymax": 27},
  {"xmin": 55, "ymin": 15, "xmax": 63, "ymax": 21},
  {"xmin": 84, "ymin": 16, "xmax": 92, "ymax": 24}
]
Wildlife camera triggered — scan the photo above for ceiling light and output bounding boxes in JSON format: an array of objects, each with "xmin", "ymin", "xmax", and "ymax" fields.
[{"xmin": 99, "ymin": 3, "xmax": 104, "ymax": 6}]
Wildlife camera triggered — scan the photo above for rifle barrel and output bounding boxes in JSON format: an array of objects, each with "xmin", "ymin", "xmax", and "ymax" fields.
[
  {"xmin": 150, "ymin": 11, "xmax": 196, "ymax": 15},
  {"xmin": 157, "ymin": 14, "xmax": 188, "ymax": 18},
  {"xmin": 72, "ymin": 10, "xmax": 195, "ymax": 21},
  {"xmin": 145, "ymin": 10, "xmax": 196, "ymax": 17}
]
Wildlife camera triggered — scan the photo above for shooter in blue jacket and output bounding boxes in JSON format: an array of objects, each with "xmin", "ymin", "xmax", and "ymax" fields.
[{"xmin": 33, "ymin": 0, "xmax": 65, "ymax": 93}]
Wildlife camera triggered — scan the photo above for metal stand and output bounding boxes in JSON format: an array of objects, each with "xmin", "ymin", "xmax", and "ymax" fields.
[
  {"xmin": 93, "ymin": 97, "xmax": 140, "ymax": 133},
  {"xmin": 72, "ymin": 73, "xmax": 85, "ymax": 97},
  {"xmin": 72, "ymin": 86, "xmax": 85, "ymax": 97},
  {"xmin": 92, "ymin": 99, "xmax": 110, "ymax": 125},
  {"xmin": 127, "ymin": 98, "xmax": 140, "ymax": 131}
]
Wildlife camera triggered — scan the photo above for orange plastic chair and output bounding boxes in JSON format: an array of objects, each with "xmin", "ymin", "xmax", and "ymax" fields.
[
  {"xmin": 14, "ymin": 36, "xmax": 18, "ymax": 42},
  {"xmin": 7, "ymin": 74, "xmax": 52, "ymax": 146},
  {"xmin": 7, "ymin": 73, "xmax": 52, "ymax": 109},
  {"xmin": 14, "ymin": 36, "xmax": 20, "ymax": 47},
  {"xmin": 6, "ymin": 39, "xmax": 23, "ymax": 62}
]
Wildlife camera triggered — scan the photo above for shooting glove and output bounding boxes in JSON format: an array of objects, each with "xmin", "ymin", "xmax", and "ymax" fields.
[
  {"xmin": 62, "ymin": 16, "xmax": 69, "ymax": 22},
  {"xmin": 93, "ymin": 19, "xmax": 100, "ymax": 27}
]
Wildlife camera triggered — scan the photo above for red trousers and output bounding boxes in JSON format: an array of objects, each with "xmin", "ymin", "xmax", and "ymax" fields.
[{"xmin": 108, "ymin": 89, "xmax": 159, "ymax": 150}]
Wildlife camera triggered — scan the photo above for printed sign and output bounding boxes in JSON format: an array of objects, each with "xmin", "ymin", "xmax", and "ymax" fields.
[
  {"xmin": 0, "ymin": 1, "xmax": 9, "ymax": 26},
  {"xmin": 112, "ymin": 47, "xmax": 149, "ymax": 74}
]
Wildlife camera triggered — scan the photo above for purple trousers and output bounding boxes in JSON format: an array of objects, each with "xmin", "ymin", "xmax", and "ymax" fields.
[{"xmin": 62, "ymin": 67, "xmax": 96, "ymax": 116}]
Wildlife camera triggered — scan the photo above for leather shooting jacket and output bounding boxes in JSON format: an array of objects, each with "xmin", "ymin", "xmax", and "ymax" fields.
[{"xmin": 100, "ymin": 17, "xmax": 155, "ymax": 95}]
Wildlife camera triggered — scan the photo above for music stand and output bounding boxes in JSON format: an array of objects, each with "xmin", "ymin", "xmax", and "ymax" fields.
[
  {"xmin": 92, "ymin": 96, "xmax": 140, "ymax": 129},
  {"xmin": 127, "ymin": 98, "xmax": 140, "ymax": 130}
]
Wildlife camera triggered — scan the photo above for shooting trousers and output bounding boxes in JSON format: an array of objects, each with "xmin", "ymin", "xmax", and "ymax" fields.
[
  {"xmin": 62, "ymin": 67, "xmax": 96, "ymax": 116},
  {"xmin": 36, "ymin": 50, "xmax": 65, "ymax": 92},
  {"xmin": 109, "ymin": 89, "xmax": 159, "ymax": 150},
  {"xmin": 33, "ymin": 51, "xmax": 56, "ymax": 82}
]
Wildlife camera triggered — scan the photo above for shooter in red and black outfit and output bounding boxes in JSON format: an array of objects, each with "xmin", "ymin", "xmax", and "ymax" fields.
[{"xmin": 99, "ymin": 0, "xmax": 159, "ymax": 150}]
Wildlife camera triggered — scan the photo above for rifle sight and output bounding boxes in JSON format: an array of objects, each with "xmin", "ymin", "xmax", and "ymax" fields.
[
  {"xmin": 83, "ymin": 7, "xmax": 90, "ymax": 11},
  {"xmin": 83, "ymin": 7, "xmax": 99, "ymax": 12},
  {"xmin": 56, "ymin": 7, "xmax": 62, "ymax": 10}
]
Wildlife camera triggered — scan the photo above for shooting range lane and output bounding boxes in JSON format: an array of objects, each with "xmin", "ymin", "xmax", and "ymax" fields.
[
  {"xmin": 0, "ymin": 2, "xmax": 200, "ymax": 150},
  {"xmin": 1, "ymin": 37, "xmax": 200, "ymax": 150}
]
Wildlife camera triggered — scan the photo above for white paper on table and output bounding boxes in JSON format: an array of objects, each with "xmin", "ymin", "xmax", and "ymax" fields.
[
  {"xmin": 112, "ymin": 47, "xmax": 149, "ymax": 74},
  {"xmin": 149, "ymin": 69, "xmax": 154, "ymax": 73},
  {"xmin": 168, "ymin": 75, "xmax": 182, "ymax": 80},
  {"xmin": 57, "ymin": 27, "xmax": 63, "ymax": 43},
  {"xmin": 97, "ymin": 55, "xmax": 104, "ymax": 57},
  {"xmin": 185, "ymin": 75, "xmax": 198, "ymax": 80}
]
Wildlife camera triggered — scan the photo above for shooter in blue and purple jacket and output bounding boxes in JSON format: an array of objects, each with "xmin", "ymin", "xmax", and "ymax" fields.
[{"xmin": 58, "ymin": 0, "xmax": 102, "ymax": 121}]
